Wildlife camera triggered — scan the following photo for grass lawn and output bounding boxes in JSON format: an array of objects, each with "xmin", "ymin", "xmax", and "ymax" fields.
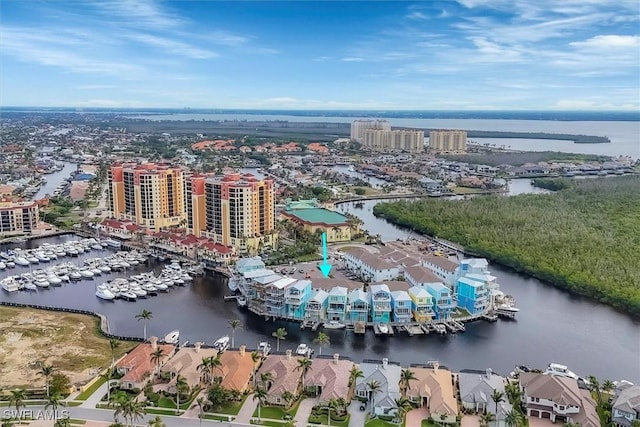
[
  {"xmin": 75, "ymin": 375, "xmax": 107, "ymax": 400},
  {"xmin": 309, "ymin": 413, "xmax": 350, "ymax": 427},
  {"xmin": 365, "ymin": 416, "xmax": 398, "ymax": 427},
  {"xmin": 215, "ymin": 395, "xmax": 247, "ymax": 415},
  {"xmin": 251, "ymin": 420, "xmax": 286, "ymax": 427},
  {"xmin": 68, "ymin": 419, "xmax": 86, "ymax": 425},
  {"xmin": 145, "ymin": 408, "xmax": 178, "ymax": 416},
  {"xmin": 421, "ymin": 421, "xmax": 440, "ymax": 427},
  {"xmin": 450, "ymin": 186, "xmax": 481, "ymax": 194},
  {"xmin": 253, "ymin": 400, "xmax": 301, "ymax": 419},
  {"xmin": 204, "ymin": 414, "xmax": 232, "ymax": 421}
]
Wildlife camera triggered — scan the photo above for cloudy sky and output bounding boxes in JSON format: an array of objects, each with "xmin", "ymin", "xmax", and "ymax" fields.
[{"xmin": 1, "ymin": 0, "xmax": 638, "ymax": 110}]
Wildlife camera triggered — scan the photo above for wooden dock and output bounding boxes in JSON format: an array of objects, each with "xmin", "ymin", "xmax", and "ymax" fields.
[
  {"xmin": 496, "ymin": 309, "xmax": 517, "ymax": 319},
  {"xmin": 403, "ymin": 324, "xmax": 425, "ymax": 336}
]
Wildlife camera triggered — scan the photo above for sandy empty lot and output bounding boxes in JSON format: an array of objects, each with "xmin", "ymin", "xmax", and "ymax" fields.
[{"xmin": 0, "ymin": 306, "xmax": 136, "ymax": 388}]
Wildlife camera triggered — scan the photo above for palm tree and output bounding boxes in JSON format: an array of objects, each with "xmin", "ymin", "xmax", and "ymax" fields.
[
  {"xmin": 281, "ymin": 391, "xmax": 295, "ymax": 409},
  {"xmin": 313, "ymin": 332, "xmax": 330, "ymax": 356},
  {"xmin": 109, "ymin": 338, "xmax": 121, "ymax": 367},
  {"xmin": 504, "ymin": 382, "xmax": 522, "ymax": 406},
  {"xmin": 227, "ymin": 319, "xmax": 243, "ymax": 348},
  {"xmin": 400, "ymin": 368, "xmax": 416, "ymax": 398},
  {"xmin": 480, "ymin": 412, "xmax": 496, "ymax": 427},
  {"xmin": 260, "ymin": 372, "xmax": 273, "ymax": 391},
  {"xmin": 366, "ymin": 380, "xmax": 381, "ymax": 415},
  {"xmin": 505, "ymin": 409, "xmax": 524, "ymax": 427},
  {"xmin": 348, "ymin": 366, "xmax": 364, "ymax": 387},
  {"xmin": 588, "ymin": 376, "xmax": 603, "ymax": 408},
  {"xmin": 196, "ymin": 397, "xmax": 207, "ymax": 427},
  {"xmin": 100, "ymin": 368, "xmax": 115, "ymax": 402},
  {"xmin": 109, "ymin": 391, "xmax": 130, "ymax": 425},
  {"xmin": 272, "ymin": 327, "xmax": 287, "ymax": 352},
  {"xmin": 147, "ymin": 415, "xmax": 166, "ymax": 427},
  {"xmin": 135, "ymin": 309, "xmax": 153, "ymax": 341},
  {"xmin": 150, "ymin": 347, "xmax": 165, "ymax": 378},
  {"xmin": 296, "ymin": 357, "xmax": 313, "ymax": 391},
  {"xmin": 253, "ymin": 387, "xmax": 268, "ymax": 420},
  {"xmin": 129, "ymin": 400, "xmax": 146, "ymax": 427},
  {"xmin": 45, "ymin": 393, "xmax": 64, "ymax": 422},
  {"xmin": 174, "ymin": 375, "xmax": 189, "ymax": 415},
  {"xmin": 9, "ymin": 388, "xmax": 26, "ymax": 419},
  {"xmin": 37, "ymin": 362, "xmax": 56, "ymax": 397},
  {"xmin": 602, "ymin": 379, "xmax": 615, "ymax": 400},
  {"xmin": 394, "ymin": 397, "xmax": 414, "ymax": 424},
  {"xmin": 197, "ymin": 356, "xmax": 214, "ymax": 384},
  {"xmin": 491, "ymin": 389, "xmax": 505, "ymax": 416}
]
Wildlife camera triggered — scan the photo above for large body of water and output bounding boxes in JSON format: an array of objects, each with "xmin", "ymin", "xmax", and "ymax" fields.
[
  {"xmin": 131, "ymin": 113, "xmax": 640, "ymax": 158},
  {"xmin": 1, "ymin": 214, "xmax": 638, "ymax": 382}
]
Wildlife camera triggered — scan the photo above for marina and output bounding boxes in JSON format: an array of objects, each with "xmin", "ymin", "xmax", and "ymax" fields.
[{"xmin": 0, "ymin": 232, "xmax": 638, "ymax": 382}]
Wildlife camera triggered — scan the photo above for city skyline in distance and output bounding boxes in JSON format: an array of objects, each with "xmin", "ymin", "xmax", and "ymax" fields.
[{"xmin": 1, "ymin": 0, "xmax": 639, "ymax": 111}]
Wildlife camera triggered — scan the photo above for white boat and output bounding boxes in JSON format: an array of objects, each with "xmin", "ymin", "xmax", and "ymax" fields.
[
  {"xmin": 296, "ymin": 343, "xmax": 314, "ymax": 357},
  {"xmin": 164, "ymin": 330, "xmax": 180, "ymax": 344},
  {"xmin": 544, "ymin": 363, "xmax": 579, "ymax": 380},
  {"xmin": 378, "ymin": 324, "xmax": 389, "ymax": 334},
  {"xmin": 69, "ymin": 271, "xmax": 82, "ymax": 281},
  {"xmin": 47, "ymin": 275, "xmax": 62, "ymax": 285},
  {"xmin": 119, "ymin": 290, "xmax": 137, "ymax": 301},
  {"xmin": 34, "ymin": 278, "xmax": 50, "ymax": 288},
  {"xmin": 213, "ymin": 336, "xmax": 230, "ymax": 351},
  {"xmin": 79, "ymin": 270, "xmax": 94, "ymax": 278},
  {"xmin": 15, "ymin": 257, "xmax": 29, "ymax": 266},
  {"xmin": 105, "ymin": 239, "xmax": 122, "ymax": 249},
  {"xmin": 92, "ymin": 244, "xmax": 103, "ymax": 250},
  {"xmin": 91, "ymin": 268, "xmax": 102, "ymax": 276},
  {"xmin": 130, "ymin": 287, "xmax": 148, "ymax": 298},
  {"xmin": 6, "ymin": 261, "xmax": 16, "ymax": 268},
  {"xmin": 96, "ymin": 288, "xmax": 116, "ymax": 300},
  {"xmin": 26, "ymin": 256, "xmax": 39, "ymax": 264},
  {"xmin": 98, "ymin": 265, "xmax": 111, "ymax": 273},
  {"xmin": 1, "ymin": 278, "xmax": 21, "ymax": 293},
  {"xmin": 24, "ymin": 282, "xmax": 37, "ymax": 291},
  {"xmin": 0, "ymin": 262, "xmax": 6, "ymax": 270},
  {"xmin": 228, "ymin": 277, "xmax": 239, "ymax": 292},
  {"xmin": 324, "ymin": 320, "xmax": 346, "ymax": 329},
  {"xmin": 258, "ymin": 342, "xmax": 271, "ymax": 355},
  {"xmin": 236, "ymin": 295, "xmax": 247, "ymax": 307},
  {"xmin": 496, "ymin": 303, "xmax": 520, "ymax": 312}
]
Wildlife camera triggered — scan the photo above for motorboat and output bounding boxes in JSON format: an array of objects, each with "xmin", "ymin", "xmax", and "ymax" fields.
[
  {"xmin": 57, "ymin": 273, "xmax": 70, "ymax": 282},
  {"xmin": 96, "ymin": 287, "xmax": 116, "ymax": 300},
  {"xmin": 378, "ymin": 324, "xmax": 389, "ymax": 334},
  {"xmin": 296, "ymin": 343, "xmax": 314, "ymax": 357},
  {"xmin": 79, "ymin": 270, "xmax": 94, "ymax": 278},
  {"xmin": 92, "ymin": 244, "xmax": 103, "ymax": 250},
  {"xmin": 164, "ymin": 330, "xmax": 180, "ymax": 344},
  {"xmin": 227, "ymin": 277, "xmax": 239, "ymax": 292},
  {"xmin": 98, "ymin": 265, "xmax": 111, "ymax": 273},
  {"xmin": 69, "ymin": 271, "xmax": 82, "ymax": 281},
  {"xmin": 15, "ymin": 257, "xmax": 30, "ymax": 266},
  {"xmin": 23, "ymin": 282, "xmax": 37, "ymax": 291},
  {"xmin": 544, "ymin": 363, "xmax": 579, "ymax": 380},
  {"xmin": 324, "ymin": 321, "xmax": 346, "ymax": 330},
  {"xmin": 1, "ymin": 278, "xmax": 21, "ymax": 293},
  {"xmin": 47, "ymin": 275, "xmax": 62, "ymax": 286},
  {"xmin": 6, "ymin": 262, "xmax": 16, "ymax": 268},
  {"xmin": 495, "ymin": 303, "xmax": 520, "ymax": 312},
  {"xmin": 26, "ymin": 256, "xmax": 39, "ymax": 264},
  {"xmin": 130, "ymin": 287, "xmax": 148, "ymax": 298},
  {"xmin": 91, "ymin": 268, "xmax": 102, "ymax": 276},
  {"xmin": 213, "ymin": 336, "xmax": 230, "ymax": 351},
  {"xmin": 119, "ymin": 290, "xmax": 137, "ymax": 301},
  {"xmin": 0, "ymin": 262, "xmax": 6, "ymax": 270},
  {"xmin": 33, "ymin": 278, "xmax": 50, "ymax": 288},
  {"xmin": 258, "ymin": 342, "xmax": 271, "ymax": 356},
  {"xmin": 236, "ymin": 295, "xmax": 247, "ymax": 308}
]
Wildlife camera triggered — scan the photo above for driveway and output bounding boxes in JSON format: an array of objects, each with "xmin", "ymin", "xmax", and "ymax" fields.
[
  {"xmin": 406, "ymin": 406, "xmax": 429, "ymax": 427},
  {"xmin": 348, "ymin": 401, "xmax": 368, "ymax": 427},
  {"xmin": 234, "ymin": 393, "xmax": 259, "ymax": 424},
  {"xmin": 294, "ymin": 397, "xmax": 319, "ymax": 425},
  {"xmin": 461, "ymin": 415, "xmax": 481, "ymax": 427}
]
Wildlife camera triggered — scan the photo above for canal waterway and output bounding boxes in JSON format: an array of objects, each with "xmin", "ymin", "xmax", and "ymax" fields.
[
  {"xmin": 33, "ymin": 161, "xmax": 77, "ymax": 200},
  {"xmin": 1, "ymin": 215, "xmax": 638, "ymax": 382}
]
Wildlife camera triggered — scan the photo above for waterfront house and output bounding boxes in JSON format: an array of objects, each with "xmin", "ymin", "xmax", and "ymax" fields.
[
  {"xmin": 406, "ymin": 363, "xmax": 458, "ymax": 424},
  {"xmin": 327, "ymin": 286, "xmax": 349, "ymax": 322},
  {"xmin": 460, "ymin": 258, "xmax": 489, "ymax": 275},
  {"xmin": 242, "ymin": 269, "xmax": 278, "ymax": 313},
  {"xmin": 306, "ymin": 289, "xmax": 329, "ymax": 321},
  {"xmin": 347, "ymin": 288, "xmax": 369, "ymax": 323},
  {"xmin": 354, "ymin": 359, "xmax": 402, "ymax": 417},
  {"xmin": 256, "ymin": 350, "xmax": 304, "ymax": 406},
  {"xmin": 611, "ymin": 385, "xmax": 640, "ymax": 427},
  {"xmin": 285, "ymin": 279, "xmax": 312, "ymax": 320},
  {"xmin": 459, "ymin": 369, "xmax": 512, "ymax": 425},
  {"xmin": 426, "ymin": 282, "xmax": 455, "ymax": 320},
  {"xmin": 519, "ymin": 373, "xmax": 600, "ymax": 427},
  {"xmin": 405, "ymin": 266, "xmax": 444, "ymax": 289},
  {"xmin": 218, "ymin": 346, "xmax": 257, "ymax": 392},
  {"xmin": 456, "ymin": 277, "xmax": 490, "ymax": 315},
  {"xmin": 369, "ymin": 284, "xmax": 392, "ymax": 324},
  {"xmin": 344, "ymin": 248, "xmax": 399, "ymax": 283},
  {"xmin": 117, "ymin": 338, "xmax": 175, "ymax": 390},
  {"xmin": 265, "ymin": 277, "xmax": 296, "ymax": 317},
  {"xmin": 422, "ymin": 255, "xmax": 459, "ymax": 288},
  {"xmin": 304, "ymin": 354, "xmax": 354, "ymax": 403},
  {"xmin": 407, "ymin": 286, "xmax": 434, "ymax": 322},
  {"xmin": 390, "ymin": 290, "xmax": 413, "ymax": 323}
]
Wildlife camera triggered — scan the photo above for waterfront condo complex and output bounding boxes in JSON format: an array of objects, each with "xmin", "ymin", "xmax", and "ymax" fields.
[
  {"xmin": 107, "ymin": 163, "xmax": 277, "ymax": 254},
  {"xmin": 428, "ymin": 130, "xmax": 468, "ymax": 153}
]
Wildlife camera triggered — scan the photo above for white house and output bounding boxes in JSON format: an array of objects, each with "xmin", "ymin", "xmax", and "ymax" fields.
[
  {"xmin": 344, "ymin": 247, "xmax": 399, "ymax": 283},
  {"xmin": 354, "ymin": 358, "xmax": 402, "ymax": 417},
  {"xmin": 612, "ymin": 385, "xmax": 640, "ymax": 427},
  {"xmin": 422, "ymin": 255, "xmax": 459, "ymax": 288}
]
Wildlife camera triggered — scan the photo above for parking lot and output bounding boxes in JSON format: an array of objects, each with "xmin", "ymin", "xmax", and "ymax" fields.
[{"xmin": 270, "ymin": 254, "xmax": 360, "ymax": 283}]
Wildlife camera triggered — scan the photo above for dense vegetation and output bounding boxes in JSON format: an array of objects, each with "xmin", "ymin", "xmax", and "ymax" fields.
[
  {"xmin": 464, "ymin": 130, "xmax": 610, "ymax": 143},
  {"xmin": 440, "ymin": 151, "xmax": 611, "ymax": 166},
  {"xmin": 373, "ymin": 176, "xmax": 640, "ymax": 317},
  {"xmin": 530, "ymin": 178, "xmax": 573, "ymax": 191}
]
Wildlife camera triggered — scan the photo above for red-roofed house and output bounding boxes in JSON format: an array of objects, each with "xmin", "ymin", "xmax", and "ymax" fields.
[
  {"xmin": 100, "ymin": 218, "xmax": 143, "ymax": 240},
  {"xmin": 117, "ymin": 338, "xmax": 175, "ymax": 390}
]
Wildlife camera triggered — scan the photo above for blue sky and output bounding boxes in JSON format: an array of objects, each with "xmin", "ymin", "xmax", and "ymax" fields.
[{"xmin": 1, "ymin": 0, "xmax": 639, "ymax": 110}]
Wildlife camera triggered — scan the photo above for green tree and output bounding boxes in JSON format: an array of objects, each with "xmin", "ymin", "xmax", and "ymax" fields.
[
  {"xmin": 147, "ymin": 415, "xmax": 166, "ymax": 427},
  {"xmin": 253, "ymin": 387, "xmax": 268, "ymax": 420},
  {"xmin": 45, "ymin": 392, "xmax": 64, "ymax": 422},
  {"xmin": 281, "ymin": 390, "xmax": 296, "ymax": 409},
  {"xmin": 366, "ymin": 380, "xmax": 381, "ymax": 415},
  {"xmin": 348, "ymin": 366, "xmax": 364, "ymax": 387},
  {"xmin": 491, "ymin": 389, "xmax": 505, "ymax": 417},
  {"xmin": 100, "ymin": 368, "xmax": 115, "ymax": 402},
  {"xmin": 480, "ymin": 412, "xmax": 496, "ymax": 427},
  {"xmin": 272, "ymin": 327, "xmax": 287, "ymax": 352},
  {"xmin": 296, "ymin": 357, "xmax": 313, "ymax": 390},
  {"xmin": 394, "ymin": 397, "xmax": 414, "ymax": 424},
  {"xmin": 109, "ymin": 391, "xmax": 130, "ymax": 424},
  {"xmin": 196, "ymin": 397, "xmax": 207, "ymax": 427},
  {"xmin": 109, "ymin": 338, "xmax": 121, "ymax": 366},
  {"xmin": 313, "ymin": 332, "xmax": 330, "ymax": 356},
  {"xmin": 150, "ymin": 347, "xmax": 165, "ymax": 378},
  {"xmin": 505, "ymin": 408, "xmax": 524, "ymax": 427},
  {"xmin": 135, "ymin": 309, "xmax": 153, "ymax": 341},
  {"xmin": 400, "ymin": 368, "xmax": 416, "ymax": 398},
  {"xmin": 174, "ymin": 374, "xmax": 189, "ymax": 414},
  {"xmin": 50, "ymin": 373, "xmax": 71, "ymax": 397},
  {"xmin": 259, "ymin": 372, "xmax": 273, "ymax": 391},
  {"xmin": 37, "ymin": 362, "xmax": 56, "ymax": 397},
  {"xmin": 227, "ymin": 319, "xmax": 243, "ymax": 349},
  {"xmin": 9, "ymin": 388, "xmax": 26, "ymax": 418}
]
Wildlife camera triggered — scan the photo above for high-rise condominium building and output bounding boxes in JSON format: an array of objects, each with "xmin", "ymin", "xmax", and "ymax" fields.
[
  {"xmin": 350, "ymin": 119, "xmax": 391, "ymax": 143},
  {"xmin": 363, "ymin": 129, "xmax": 425, "ymax": 152},
  {"xmin": 186, "ymin": 173, "xmax": 276, "ymax": 254},
  {"xmin": 428, "ymin": 130, "xmax": 468, "ymax": 153},
  {"xmin": 0, "ymin": 200, "xmax": 39, "ymax": 236},
  {"xmin": 108, "ymin": 163, "xmax": 186, "ymax": 232}
]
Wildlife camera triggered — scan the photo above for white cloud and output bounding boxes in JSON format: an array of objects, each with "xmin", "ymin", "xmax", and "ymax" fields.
[
  {"xmin": 125, "ymin": 33, "xmax": 218, "ymax": 59},
  {"xmin": 90, "ymin": 0, "xmax": 186, "ymax": 29},
  {"xmin": 570, "ymin": 35, "xmax": 640, "ymax": 49},
  {"xmin": 406, "ymin": 11, "xmax": 428, "ymax": 20},
  {"xmin": 341, "ymin": 57, "xmax": 364, "ymax": 62}
]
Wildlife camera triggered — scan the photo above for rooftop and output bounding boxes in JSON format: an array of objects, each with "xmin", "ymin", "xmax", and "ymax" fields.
[{"xmin": 282, "ymin": 208, "xmax": 348, "ymax": 226}]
